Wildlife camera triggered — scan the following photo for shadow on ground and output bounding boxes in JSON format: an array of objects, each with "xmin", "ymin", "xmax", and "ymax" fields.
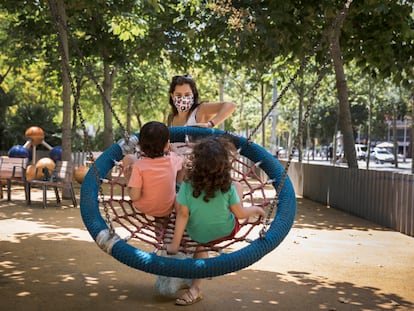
[
  {"xmin": 1, "ymin": 235, "xmax": 412, "ymax": 311},
  {"xmin": 1, "ymin": 194, "xmax": 413, "ymax": 311},
  {"xmin": 294, "ymin": 198, "xmax": 390, "ymax": 232}
]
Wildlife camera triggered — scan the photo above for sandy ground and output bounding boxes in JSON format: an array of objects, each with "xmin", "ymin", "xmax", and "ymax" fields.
[{"xmin": 1, "ymin": 185, "xmax": 414, "ymax": 311}]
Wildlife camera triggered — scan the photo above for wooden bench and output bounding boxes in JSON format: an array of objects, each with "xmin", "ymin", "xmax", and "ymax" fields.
[
  {"xmin": 0, "ymin": 157, "xmax": 29, "ymax": 201},
  {"xmin": 26, "ymin": 160, "xmax": 77, "ymax": 208}
]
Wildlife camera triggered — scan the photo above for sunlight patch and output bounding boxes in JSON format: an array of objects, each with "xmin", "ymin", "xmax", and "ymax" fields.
[
  {"xmin": 17, "ymin": 291, "xmax": 30, "ymax": 297},
  {"xmin": 0, "ymin": 219, "xmax": 93, "ymax": 243}
]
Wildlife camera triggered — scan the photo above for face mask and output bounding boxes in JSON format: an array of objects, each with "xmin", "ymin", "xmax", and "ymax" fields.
[{"xmin": 173, "ymin": 95, "xmax": 194, "ymax": 112}]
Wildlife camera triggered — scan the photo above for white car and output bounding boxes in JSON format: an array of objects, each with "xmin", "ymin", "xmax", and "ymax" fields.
[
  {"xmin": 355, "ymin": 144, "xmax": 367, "ymax": 160},
  {"xmin": 370, "ymin": 148, "xmax": 395, "ymax": 164}
]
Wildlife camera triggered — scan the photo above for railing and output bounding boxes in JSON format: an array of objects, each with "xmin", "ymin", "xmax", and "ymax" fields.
[
  {"xmin": 72, "ymin": 151, "xmax": 103, "ymax": 167},
  {"xmin": 283, "ymin": 160, "xmax": 414, "ymax": 237},
  {"xmin": 2, "ymin": 149, "xmax": 413, "ymax": 237},
  {"xmin": 0, "ymin": 151, "xmax": 102, "ymax": 167}
]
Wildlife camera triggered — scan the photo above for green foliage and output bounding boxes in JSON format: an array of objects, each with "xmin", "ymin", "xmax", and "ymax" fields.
[
  {"xmin": 0, "ymin": 87, "xmax": 17, "ymax": 150},
  {"xmin": 0, "ymin": 0, "xmax": 412, "ymax": 156},
  {"xmin": 110, "ymin": 14, "xmax": 148, "ymax": 42},
  {"xmin": 5, "ymin": 102, "xmax": 61, "ymax": 149},
  {"xmin": 341, "ymin": 0, "xmax": 414, "ymax": 85}
]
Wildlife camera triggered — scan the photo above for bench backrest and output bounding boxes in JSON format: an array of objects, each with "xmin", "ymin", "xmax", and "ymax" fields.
[
  {"xmin": 0, "ymin": 157, "xmax": 28, "ymax": 179},
  {"xmin": 52, "ymin": 161, "xmax": 74, "ymax": 182}
]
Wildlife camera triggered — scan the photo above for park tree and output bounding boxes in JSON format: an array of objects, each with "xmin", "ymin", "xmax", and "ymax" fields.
[
  {"xmin": 0, "ymin": 0, "xmax": 166, "ymax": 155},
  {"xmin": 0, "ymin": 0, "xmax": 412, "ymax": 171},
  {"xmin": 187, "ymin": 0, "xmax": 414, "ymax": 168},
  {"xmin": 334, "ymin": 0, "xmax": 413, "ymax": 167},
  {"xmin": 0, "ymin": 0, "xmax": 74, "ymax": 160},
  {"xmin": 47, "ymin": 0, "xmax": 157, "ymax": 150}
]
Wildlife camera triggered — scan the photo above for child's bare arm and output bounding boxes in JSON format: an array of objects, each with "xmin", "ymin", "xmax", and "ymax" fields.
[
  {"xmin": 230, "ymin": 202, "xmax": 266, "ymax": 219},
  {"xmin": 166, "ymin": 203, "xmax": 189, "ymax": 254},
  {"xmin": 122, "ymin": 154, "xmax": 138, "ymax": 181},
  {"xmin": 231, "ymin": 181, "xmax": 265, "ymax": 219},
  {"xmin": 176, "ymin": 168, "xmax": 185, "ymax": 183},
  {"xmin": 128, "ymin": 186, "xmax": 142, "ymax": 202}
]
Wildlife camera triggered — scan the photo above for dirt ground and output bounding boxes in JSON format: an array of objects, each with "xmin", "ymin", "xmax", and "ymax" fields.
[{"xmin": 1, "ymin": 185, "xmax": 414, "ymax": 311}]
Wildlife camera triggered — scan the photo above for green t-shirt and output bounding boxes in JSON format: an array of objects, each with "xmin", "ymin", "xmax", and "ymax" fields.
[{"xmin": 177, "ymin": 181, "xmax": 239, "ymax": 243}]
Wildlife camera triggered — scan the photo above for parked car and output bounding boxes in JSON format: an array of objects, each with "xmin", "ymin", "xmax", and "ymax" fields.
[
  {"xmin": 355, "ymin": 144, "xmax": 367, "ymax": 160},
  {"xmin": 370, "ymin": 148, "xmax": 395, "ymax": 164}
]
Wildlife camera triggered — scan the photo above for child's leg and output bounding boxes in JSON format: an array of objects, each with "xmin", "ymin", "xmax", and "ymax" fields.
[
  {"xmin": 175, "ymin": 245, "xmax": 206, "ymax": 305},
  {"xmin": 154, "ymin": 215, "xmax": 170, "ymax": 242},
  {"xmin": 191, "ymin": 245, "xmax": 208, "ymax": 289}
]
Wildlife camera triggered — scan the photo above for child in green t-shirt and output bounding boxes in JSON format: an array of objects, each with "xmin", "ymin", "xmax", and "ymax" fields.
[{"xmin": 166, "ymin": 136, "xmax": 265, "ymax": 306}]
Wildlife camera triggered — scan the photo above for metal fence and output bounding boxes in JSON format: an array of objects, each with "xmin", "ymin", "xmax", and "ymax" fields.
[
  {"xmin": 0, "ymin": 151, "xmax": 102, "ymax": 167},
  {"xmin": 284, "ymin": 161, "xmax": 414, "ymax": 237},
  {"xmin": 72, "ymin": 151, "xmax": 103, "ymax": 167},
  {"xmin": 3, "ymin": 149, "xmax": 413, "ymax": 237}
]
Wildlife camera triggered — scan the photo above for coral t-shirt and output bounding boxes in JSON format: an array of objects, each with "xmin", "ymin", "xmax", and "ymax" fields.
[{"xmin": 128, "ymin": 152, "xmax": 183, "ymax": 217}]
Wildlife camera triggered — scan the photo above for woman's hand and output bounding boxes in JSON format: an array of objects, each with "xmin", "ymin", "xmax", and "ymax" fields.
[
  {"xmin": 190, "ymin": 122, "xmax": 212, "ymax": 128},
  {"xmin": 169, "ymin": 143, "xmax": 179, "ymax": 153}
]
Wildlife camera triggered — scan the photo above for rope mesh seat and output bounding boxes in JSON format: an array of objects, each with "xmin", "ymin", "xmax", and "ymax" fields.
[
  {"xmin": 102, "ymin": 145, "xmax": 272, "ymax": 255},
  {"xmin": 80, "ymin": 126, "xmax": 296, "ymax": 279}
]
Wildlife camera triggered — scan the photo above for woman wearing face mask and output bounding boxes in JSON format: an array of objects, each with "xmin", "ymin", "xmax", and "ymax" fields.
[{"xmin": 167, "ymin": 75, "xmax": 236, "ymax": 128}]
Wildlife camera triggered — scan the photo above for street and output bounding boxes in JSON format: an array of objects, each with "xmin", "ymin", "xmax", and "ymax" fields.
[{"xmin": 288, "ymin": 156, "xmax": 413, "ymax": 174}]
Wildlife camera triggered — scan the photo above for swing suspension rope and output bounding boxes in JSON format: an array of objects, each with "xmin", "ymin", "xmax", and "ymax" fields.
[
  {"xmin": 249, "ymin": 0, "xmax": 353, "ymax": 236},
  {"xmin": 47, "ymin": 0, "xmax": 352, "ymax": 277}
]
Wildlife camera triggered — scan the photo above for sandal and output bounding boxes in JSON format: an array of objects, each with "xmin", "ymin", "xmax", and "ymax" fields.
[{"xmin": 175, "ymin": 288, "xmax": 203, "ymax": 306}]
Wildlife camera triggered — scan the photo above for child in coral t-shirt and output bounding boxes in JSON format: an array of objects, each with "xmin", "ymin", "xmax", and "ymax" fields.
[{"xmin": 123, "ymin": 121, "xmax": 183, "ymax": 217}]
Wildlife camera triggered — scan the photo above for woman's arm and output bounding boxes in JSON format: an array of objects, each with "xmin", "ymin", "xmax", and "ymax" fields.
[
  {"xmin": 193, "ymin": 101, "xmax": 236, "ymax": 128},
  {"xmin": 166, "ymin": 203, "xmax": 190, "ymax": 254}
]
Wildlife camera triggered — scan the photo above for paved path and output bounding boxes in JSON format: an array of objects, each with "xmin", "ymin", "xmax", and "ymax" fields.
[{"xmin": 1, "ymin": 189, "xmax": 414, "ymax": 310}]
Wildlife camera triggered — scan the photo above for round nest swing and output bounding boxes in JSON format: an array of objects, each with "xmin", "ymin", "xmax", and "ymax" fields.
[
  {"xmin": 46, "ymin": 0, "xmax": 353, "ymax": 281},
  {"xmin": 80, "ymin": 126, "xmax": 296, "ymax": 279}
]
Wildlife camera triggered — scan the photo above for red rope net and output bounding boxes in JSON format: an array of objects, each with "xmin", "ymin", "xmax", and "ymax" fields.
[{"xmin": 100, "ymin": 152, "xmax": 276, "ymax": 255}]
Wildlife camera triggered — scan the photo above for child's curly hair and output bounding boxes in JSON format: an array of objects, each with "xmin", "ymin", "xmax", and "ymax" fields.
[{"xmin": 185, "ymin": 136, "xmax": 236, "ymax": 202}]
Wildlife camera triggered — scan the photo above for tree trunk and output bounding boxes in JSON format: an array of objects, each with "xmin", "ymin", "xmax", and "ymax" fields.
[
  {"xmin": 219, "ymin": 72, "xmax": 225, "ymax": 130},
  {"xmin": 366, "ymin": 79, "xmax": 373, "ymax": 169},
  {"xmin": 261, "ymin": 82, "xmax": 265, "ymax": 148},
  {"xmin": 102, "ymin": 54, "xmax": 114, "ymax": 149},
  {"xmin": 55, "ymin": 0, "xmax": 72, "ymax": 162},
  {"xmin": 297, "ymin": 69, "xmax": 304, "ymax": 163},
  {"xmin": 330, "ymin": 33, "xmax": 357, "ymax": 168},
  {"xmin": 411, "ymin": 88, "xmax": 414, "ymax": 174},
  {"xmin": 126, "ymin": 92, "xmax": 132, "ymax": 135},
  {"xmin": 392, "ymin": 103, "xmax": 398, "ymax": 168}
]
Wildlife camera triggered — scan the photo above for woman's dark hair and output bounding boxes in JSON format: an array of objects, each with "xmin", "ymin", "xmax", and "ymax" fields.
[
  {"xmin": 168, "ymin": 75, "xmax": 200, "ymax": 119},
  {"xmin": 185, "ymin": 136, "xmax": 236, "ymax": 202},
  {"xmin": 139, "ymin": 121, "xmax": 169, "ymax": 158}
]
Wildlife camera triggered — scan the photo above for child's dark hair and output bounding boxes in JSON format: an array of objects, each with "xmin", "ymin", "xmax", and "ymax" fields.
[
  {"xmin": 139, "ymin": 121, "xmax": 169, "ymax": 158},
  {"xmin": 185, "ymin": 136, "xmax": 236, "ymax": 202}
]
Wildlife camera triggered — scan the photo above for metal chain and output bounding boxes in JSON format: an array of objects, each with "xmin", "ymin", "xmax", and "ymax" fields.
[
  {"xmin": 47, "ymin": 0, "xmax": 129, "ymax": 142},
  {"xmin": 47, "ymin": 0, "xmax": 115, "ymax": 235},
  {"xmin": 248, "ymin": 0, "xmax": 353, "ymax": 141},
  {"xmin": 260, "ymin": 53, "xmax": 331, "ymax": 238},
  {"xmin": 258, "ymin": 0, "xmax": 353, "ymax": 238}
]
